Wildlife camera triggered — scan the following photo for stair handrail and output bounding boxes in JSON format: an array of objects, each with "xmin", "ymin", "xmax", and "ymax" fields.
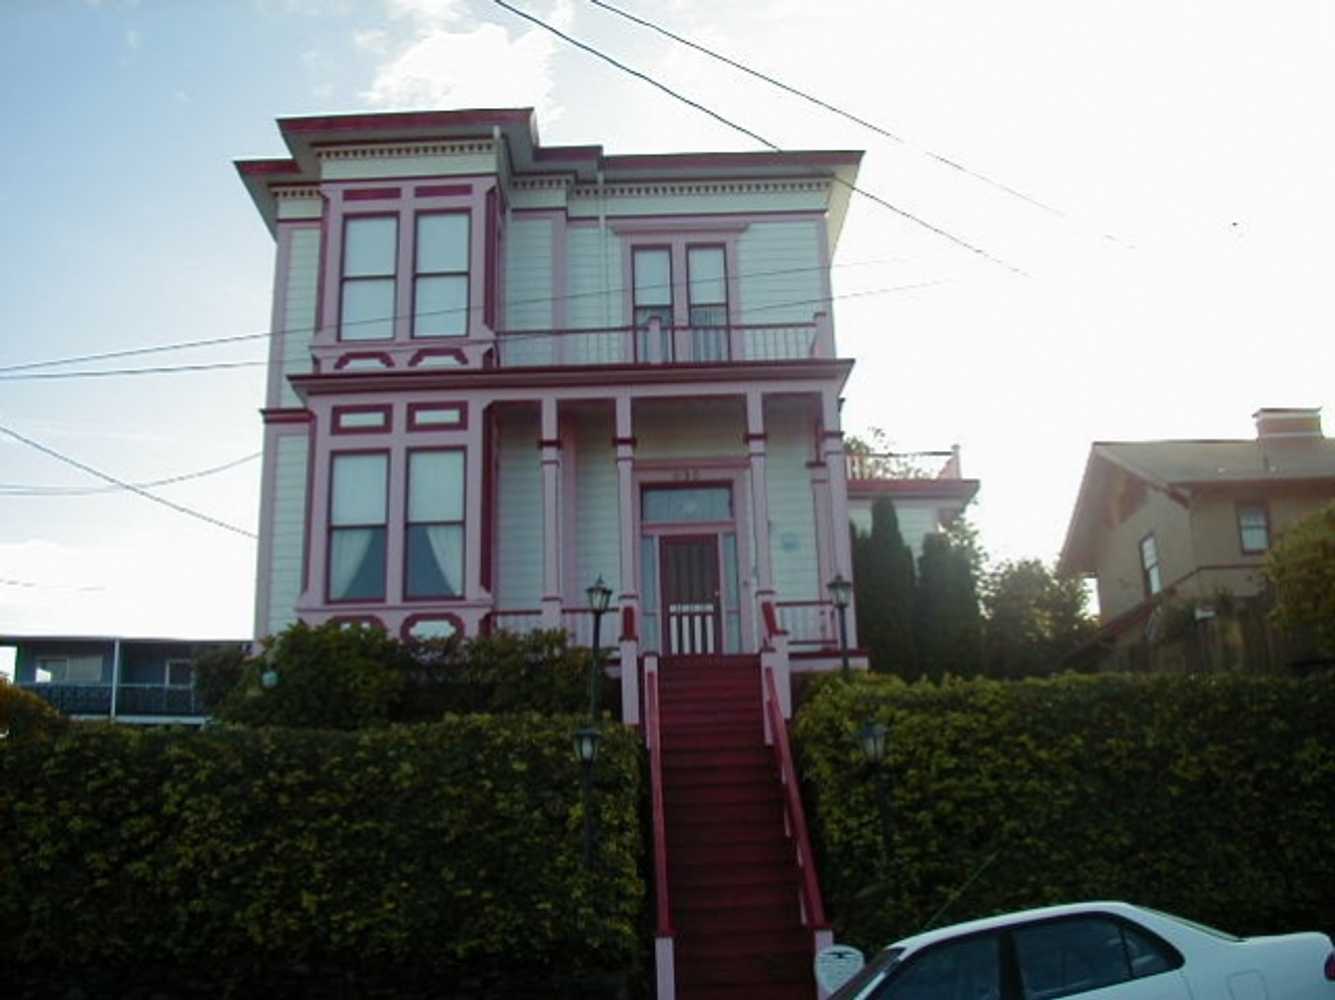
[
  {"xmin": 645, "ymin": 662, "xmax": 674, "ymax": 937},
  {"xmin": 762, "ymin": 665, "xmax": 829, "ymax": 931}
]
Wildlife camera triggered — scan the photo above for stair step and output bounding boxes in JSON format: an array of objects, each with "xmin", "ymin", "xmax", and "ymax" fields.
[
  {"xmin": 669, "ymin": 837, "xmax": 795, "ymax": 866},
  {"xmin": 664, "ymin": 747, "xmax": 772, "ymax": 769},
  {"xmin": 675, "ymin": 951, "xmax": 813, "ymax": 988},
  {"xmin": 676, "ymin": 982, "xmax": 813, "ymax": 1000},
  {"xmin": 665, "ymin": 799, "xmax": 783, "ymax": 828},
  {"xmin": 669, "ymin": 904, "xmax": 804, "ymax": 935},
  {"xmin": 665, "ymin": 784, "xmax": 781, "ymax": 809},
  {"xmin": 662, "ymin": 766, "xmax": 774, "ymax": 788},
  {"xmin": 672, "ymin": 881, "xmax": 799, "ymax": 911},
  {"xmin": 676, "ymin": 926, "xmax": 810, "ymax": 958},
  {"xmin": 670, "ymin": 860, "xmax": 798, "ymax": 889},
  {"xmin": 661, "ymin": 729, "xmax": 764, "ymax": 751}
]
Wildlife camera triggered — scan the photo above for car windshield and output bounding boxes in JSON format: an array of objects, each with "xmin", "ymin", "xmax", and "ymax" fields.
[
  {"xmin": 827, "ymin": 947, "xmax": 904, "ymax": 999},
  {"xmin": 1143, "ymin": 907, "xmax": 1243, "ymax": 942}
]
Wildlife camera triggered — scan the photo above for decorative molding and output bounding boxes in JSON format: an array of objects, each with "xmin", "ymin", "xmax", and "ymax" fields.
[
  {"xmin": 273, "ymin": 185, "xmax": 321, "ymax": 200},
  {"xmin": 510, "ymin": 175, "xmax": 576, "ymax": 192},
  {"xmin": 572, "ymin": 178, "xmax": 830, "ymax": 200},
  {"xmin": 316, "ymin": 140, "xmax": 495, "ymax": 162}
]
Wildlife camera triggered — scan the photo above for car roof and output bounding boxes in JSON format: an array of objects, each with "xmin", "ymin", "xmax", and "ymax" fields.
[{"xmin": 889, "ymin": 901, "xmax": 1142, "ymax": 953}]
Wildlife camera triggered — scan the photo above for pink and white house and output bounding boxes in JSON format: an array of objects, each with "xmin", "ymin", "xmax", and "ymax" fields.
[{"xmin": 238, "ymin": 107, "xmax": 882, "ymax": 998}]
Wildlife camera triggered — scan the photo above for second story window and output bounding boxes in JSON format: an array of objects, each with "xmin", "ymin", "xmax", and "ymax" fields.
[
  {"xmin": 1237, "ymin": 502, "xmax": 1269, "ymax": 553},
  {"xmin": 341, "ymin": 217, "xmax": 398, "ymax": 341},
  {"xmin": 687, "ymin": 245, "xmax": 728, "ymax": 361},
  {"xmin": 405, "ymin": 449, "xmax": 465, "ymax": 599},
  {"xmin": 329, "ymin": 453, "xmax": 388, "ymax": 602},
  {"xmin": 414, "ymin": 213, "xmax": 470, "ymax": 338},
  {"xmin": 1139, "ymin": 533, "xmax": 1162, "ymax": 597}
]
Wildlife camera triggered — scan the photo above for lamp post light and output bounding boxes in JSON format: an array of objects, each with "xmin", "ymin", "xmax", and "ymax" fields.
[
  {"xmin": 858, "ymin": 719, "xmax": 892, "ymax": 871},
  {"xmin": 574, "ymin": 725, "xmax": 602, "ymax": 869},
  {"xmin": 828, "ymin": 573, "xmax": 853, "ymax": 677},
  {"xmin": 585, "ymin": 575, "xmax": 613, "ymax": 723}
]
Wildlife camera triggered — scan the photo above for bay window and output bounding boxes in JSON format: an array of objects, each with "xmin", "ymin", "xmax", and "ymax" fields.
[
  {"xmin": 340, "ymin": 217, "xmax": 398, "ymax": 341},
  {"xmin": 405, "ymin": 449, "xmax": 465, "ymax": 599},
  {"xmin": 413, "ymin": 213, "xmax": 470, "ymax": 337},
  {"xmin": 329, "ymin": 453, "xmax": 388, "ymax": 601}
]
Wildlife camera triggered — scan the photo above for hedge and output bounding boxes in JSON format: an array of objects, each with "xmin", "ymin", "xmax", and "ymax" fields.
[
  {"xmin": 0, "ymin": 713, "xmax": 644, "ymax": 995},
  {"xmin": 794, "ymin": 671, "xmax": 1335, "ymax": 951}
]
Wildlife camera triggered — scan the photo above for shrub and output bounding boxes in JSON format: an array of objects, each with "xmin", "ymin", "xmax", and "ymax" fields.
[
  {"xmin": 0, "ymin": 713, "xmax": 644, "ymax": 992},
  {"xmin": 191, "ymin": 643, "xmax": 249, "ymax": 711},
  {"xmin": 0, "ymin": 679, "xmax": 66, "ymax": 741},
  {"xmin": 794, "ymin": 671, "xmax": 1335, "ymax": 950}
]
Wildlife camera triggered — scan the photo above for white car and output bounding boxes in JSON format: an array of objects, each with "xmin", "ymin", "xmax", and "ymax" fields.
[{"xmin": 823, "ymin": 901, "xmax": 1335, "ymax": 999}]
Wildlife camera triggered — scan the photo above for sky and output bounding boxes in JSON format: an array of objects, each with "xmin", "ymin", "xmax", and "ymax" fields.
[{"xmin": 2, "ymin": 0, "xmax": 1333, "ymax": 676}]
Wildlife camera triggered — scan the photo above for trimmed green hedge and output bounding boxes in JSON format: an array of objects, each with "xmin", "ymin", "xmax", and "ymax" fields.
[
  {"xmin": 794, "ymin": 672, "xmax": 1335, "ymax": 950},
  {"xmin": 0, "ymin": 713, "xmax": 643, "ymax": 993}
]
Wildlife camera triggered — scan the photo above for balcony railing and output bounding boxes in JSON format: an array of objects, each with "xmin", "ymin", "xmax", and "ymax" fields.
[
  {"xmin": 845, "ymin": 445, "xmax": 962, "ymax": 481},
  {"xmin": 494, "ymin": 317, "xmax": 829, "ymax": 369},
  {"xmin": 20, "ymin": 683, "xmax": 206, "ymax": 718},
  {"xmin": 776, "ymin": 600, "xmax": 837, "ymax": 647}
]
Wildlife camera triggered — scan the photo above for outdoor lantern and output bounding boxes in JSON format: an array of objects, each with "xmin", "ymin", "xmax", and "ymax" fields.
[
  {"xmin": 586, "ymin": 575, "xmax": 613, "ymax": 614},
  {"xmin": 858, "ymin": 720, "xmax": 889, "ymax": 762},
  {"xmin": 827, "ymin": 573, "xmax": 853, "ymax": 609},
  {"xmin": 574, "ymin": 726, "xmax": 602, "ymax": 767},
  {"xmin": 260, "ymin": 669, "xmax": 280, "ymax": 690}
]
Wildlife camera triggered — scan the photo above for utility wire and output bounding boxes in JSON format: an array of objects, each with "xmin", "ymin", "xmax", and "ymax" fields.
[
  {"xmin": 1, "ymin": 578, "xmax": 107, "ymax": 592},
  {"xmin": 0, "ymin": 422, "xmax": 257, "ymax": 539},
  {"xmin": 492, "ymin": 0, "xmax": 1026, "ymax": 276},
  {"xmin": 0, "ymin": 256, "xmax": 915, "ymax": 376},
  {"xmin": 589, "ymin": 0, "xmax": 1066, "ymax": 219},
  {"xmin": 0, "ymin": 278, "xmax": 951, "ymax": 383},
  {"xmin": 0, "ymin": 451, "xmax": 261, "ymax": 496}
]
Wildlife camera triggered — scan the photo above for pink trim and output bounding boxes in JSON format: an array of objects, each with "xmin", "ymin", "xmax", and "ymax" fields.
[
  {"xmin": 406, "ymin": 401, "xmax": 468, "ymax": 431},
  {"xmin": 612, "ymin": 435, "xmax": 638, "ymax": 447},
  {"xmin": 260, "ymin": 408, "xmax": 313, "ymax": 425},
  {"xmin": 237, "ymin": 158, "xmax": 300, "ymax": 176},
  {"xmin": 400, "ymin": 612, "xmax": 465, "ymax": 641},
  {"xmin": 743, "ymin": 432, "xmax": 767, "ymax": 442},
  {"xmin": 480, "ymin": 405, "xmax": 494, "ymax": 592},
  {"xmin": 406, "ymin": 347, "xmax": 469, "ymax": 367},
  {"xmin": 761, "ymin": 600, "xmax": 788, "ymax": 638},
  {"xmin": 343, "ymin": 187, "xmax": 401, "ymax": 201},
  {"xmin": 281, "ymin": 109, "xmax": 532, "ymax": 135},
  {"xmin": 484, "ymin": 188, "xmax": 498, "ymax": 329},
  {"xmin": 331, "ymin": 404, "xmax": 392, "ymax": 434},
  {"xmin": 847, "ymin": 478, "xmax": 981, "ymax": 500},
  {"xmin": 416, "ymin": 184, "xmax": 472, "ymax": 198},
  {"xmin": 327, "ymin": 613, "xmax": 387, "ymax": 630},
  {"xmin": 619, "ymin": 606, "xmax": 637, "ymax": 642},
  {"xmin": 537, "ymin": 437, "xmax": 562, "ymax": 449},
  {"xmin": 763, "ymin": 666, "xmax": 830, "ymax": 931},
  {"xmin": 333, "ymin": 352, "xmax": 395, "ymax": 370}
]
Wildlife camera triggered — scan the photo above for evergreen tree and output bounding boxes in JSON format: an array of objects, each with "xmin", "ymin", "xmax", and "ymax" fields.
[
  {"xmin": 913, "ymin": 531, "xmax": 983, "ymax": 680},
  {"xmin": 851, "ymin": 497, "xmax": 918, "ymax": 677},
  {"xmin": 981, "ymin": 559, "xmax": 1096, "ymax": 678}
]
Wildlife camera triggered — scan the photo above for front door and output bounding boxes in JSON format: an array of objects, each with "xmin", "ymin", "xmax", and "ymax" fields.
[{"xmin": 660, "ymin": 535, "xmax": 721, "ymax": 655}]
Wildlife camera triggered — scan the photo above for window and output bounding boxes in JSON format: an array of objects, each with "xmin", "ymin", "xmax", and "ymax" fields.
[
  {"xmin": 413, "ymin": 213, "xmax": 469, "ymax": 338},
  {"xmin": 340, "ymin": 216, "xmax": 398, "ymax": 341},
  {"xmin": 633, "ymin": 248, "xmax": 673, "ymax": 362},
  {"xmin": 329, "ymin": 453, "xmax": 389, "ymax": 601},
  {"xmin": 873, "ymin": 933, "xmax": 999, "ymax": 999},
  {"xmin": 1237, "ymin": 502, "xmax": 1269, "ymax": 553},
  {"xmin": 165, "ymin": 659, "xmax": 194, "ymax": 688},
  {"xmin": 687, "ymin": 245, "xmax": 728, "ymax": 361},
  {"xmin": 1139, "ymin": 534, "xmax": 1162, "ymax": 596},
  {"xmin": 35, "ymin": 655, "xmax": 102, "ymax": 684},
  {"xmin": 1012, "ymin": 916, "xmax": 1180, "ymax": 999},
  {"xmin": 405, "ymin": 450, "xmax": 465, "ymax": 599},
  {"xmin": 642, "ymin": 486, "xmax": 732, "ymax": 523}
]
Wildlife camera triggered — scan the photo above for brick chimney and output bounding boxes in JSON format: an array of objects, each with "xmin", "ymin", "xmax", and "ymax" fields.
[{"xmin": 1253, "ymin": 407, "xmax": 1323, "ymax": 440}]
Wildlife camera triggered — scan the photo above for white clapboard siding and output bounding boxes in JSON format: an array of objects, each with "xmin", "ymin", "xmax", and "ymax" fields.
[
  {"xmin": 495, "ymin": 410, "xmax": 544, "ymax": 608},
  {"xmin": 566, "ymin": 226, "xmax": 623, "ymax": 330},
  {"xmin": 765, "ymin": 402, "xmax": 820, "ymax": 601},
  {"xmin": 736, "ymin": 220, "xmax": 823, "ymax": 327},
  {"xmin": 505, "ymin": 217, "xmax": 554, "ymax": 330},
  {"xmin": 635, "ymin": 399, "xmax": 746, "ymax": 460},
  {"xmin": 575, "ymin": 411, "xmax": 620, "ymax": 595},
  {"xmin": 267, "ymin": 432, "xmax": 310, "ymax": 637},
  {"xmin": 279, "ymin": 227, "xmax": 320, "ymax": 408}
]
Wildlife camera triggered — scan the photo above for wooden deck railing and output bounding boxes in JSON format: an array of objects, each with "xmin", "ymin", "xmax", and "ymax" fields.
[
  {"xmin": 494, "ymin": 319, "xmax": 823, "ymax": 368},
  {"xmin": 776, "ymin": 600, "xmax": 836, "ymax": 647},
  {"xmin": 762, "ymin": 665, "xmax": 829, "ymax": 936}
]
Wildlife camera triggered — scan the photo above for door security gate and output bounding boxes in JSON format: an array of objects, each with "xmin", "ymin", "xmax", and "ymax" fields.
[{"xmin": 660, "ymin": 535, "xmax": 721, "ymax": 655}]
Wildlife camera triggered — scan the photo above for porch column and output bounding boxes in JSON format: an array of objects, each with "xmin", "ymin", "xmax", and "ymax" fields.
[
  {"xmin": 820, "ymin": 388, "xmax": 857, "ymax": 647},
  {"xmin": 809, "ymin": 459, "xmax": 836, "ymax": 647},
  {"xmin": 615, "ymin": 395, "xmax": 641, "ymax": 724},
  {"xmin": 540, "ymin": 396, "xmax": 563, "ymax": 628},
  {"xmin": 745, "ymin": 392, "xmax": 775, "ymax": 602}
]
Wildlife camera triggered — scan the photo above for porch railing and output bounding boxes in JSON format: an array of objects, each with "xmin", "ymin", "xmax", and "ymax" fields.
[
  {"xmin": 643, "ymin": 657, "xmax": 675, "ymax": 997},
  {"xmin": 845, "ymin": 446, "xmax": 961, "ymax": 481},
  {"xmin": 19, "ymin": 683, "xmax": 206, "ymax": 717},
  {"xmin": 776, "ymin": 600, "xmax": 836, "ymax": 647},
  {"xmin": 494, "ymin": 319, "xmax": 822, "ymax": 368}
]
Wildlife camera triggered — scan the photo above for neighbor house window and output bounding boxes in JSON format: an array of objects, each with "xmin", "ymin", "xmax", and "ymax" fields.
[
  {"xmin": 413, "ymin": 213, "xmax": 469, "ymax": 338},
  {"xmin": 340, "ymin": 216, "xmax": 398, "ymax": 341},
  {"xmin": 1237, "ymin": 503, "xmax": 1269, "ymax": 554},
  {"xmin": 1140, "ymin": 533, "xmax": 1162, "ymax": 597},
  {"xmin": 405, "ymin": 449, "xmax": 465, "ymax": 599},
  {"xmin": 165, "ymin": 658, "xmax": 194, "ymax": 688},
  {"xmin": 329, "ymin": 453, "xmax": 389, "ymax": 601},
  {"xmin": 35, "ymin": 656, "xmax": 102, "ymax": 684},
  {"xmin": 687, "ymin": 245, "xmax": 728, "ymax": 361}
]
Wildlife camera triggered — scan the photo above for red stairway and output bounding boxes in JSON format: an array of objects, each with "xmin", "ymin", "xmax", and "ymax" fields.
[{"xmin": 658, "ymin": 654, "xmax": 817, "ymax": 1000}]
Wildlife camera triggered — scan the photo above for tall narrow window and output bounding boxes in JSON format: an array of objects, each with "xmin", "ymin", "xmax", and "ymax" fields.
[
  {"xmin": 633, "ymin": 248, "xmax": 673, "ymax": 362},
  {"xmin": 1237, "ymin": 503, "xmax": 1269, "ymax": 553},
  {"xmin": 687, "ymin": 245, "xmax": 728, "ymax": 361},
  {"xmin": 329, "ymin": 453, "xmax": 388, "ymax": 601},
  {"xmin": 414, "ymin": 213, "xmax": 470, "ymax": 337},
  {"xmin": 1139, "ymin": 533, "xmax": 1162, "ymax": 597},
  {"xmin": 405, "ymin": 450, "xmax": 465, "ymax": 599},
  {"xmin": 341, "ymin": 217, "xmax": 397, "ymax": 341}
]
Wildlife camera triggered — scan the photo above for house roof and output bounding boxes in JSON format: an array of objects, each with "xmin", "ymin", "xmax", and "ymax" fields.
[
  {"xmin": 1058, "ymin": 435, "xmax": 1335, "ymax": 575},
  {"xmin": 235, "ymin": 107, "xmax": 863, "ymax": 239},
  {"xmin": 846, "ymin": 477, "xmax": 980, "ymax": 503}
]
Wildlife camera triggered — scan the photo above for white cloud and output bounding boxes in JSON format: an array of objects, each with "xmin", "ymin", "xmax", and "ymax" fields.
[
  {"xmin": 361, "ymin": 1, "xmax": 571, "ymax": 120},
  {"xmin": 353, "ymin": 28, "xmax": 390, "ymax": 54}
]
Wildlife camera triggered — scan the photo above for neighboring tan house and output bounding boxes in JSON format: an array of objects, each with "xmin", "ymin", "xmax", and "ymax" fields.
[
  {"xmin": 846, "ymin": 445, "xmax": 979, "ymax": 559},
  {"xmin": 1058, "ymin": 407, "xmax": 1335, "ymax": 671},
  {"xmin": 4, "ymin": 635, "xmax": 246, "ymax": 724}
]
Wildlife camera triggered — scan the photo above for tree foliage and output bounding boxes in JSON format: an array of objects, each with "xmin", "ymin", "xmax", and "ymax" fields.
[
  {"xmin": 913, "ymin": 531, "xmax": 983, "ymax": 680},
  {"xmin": 1266, "ymin": 501, "xmax": 1335, "ymax": 653},
  {"xmin": 851, "ymin": 497, "xmax": 918, "ymax": 677},
  {"xmin": 982, "ymin": 559, "xmax": 1097, "ymax": 678}
]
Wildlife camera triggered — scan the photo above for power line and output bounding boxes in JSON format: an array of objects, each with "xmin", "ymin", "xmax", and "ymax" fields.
[
  {"xmin": 0, "ymin": 256, "xmax": 914, "ymax": 377},
  {"xmin": 0, "ymin": 277, "xmax": 952, "ymax": 383},
  {"xmin": 0, "ymin": 422, "xmax": 257, "ymax": 539},
  {"xmin": 589, "ymin": 0, "xmax": 1066, "ymax": 219},
  {"xmin": 0, "ymin": 578, "xmax": 107, "ymax": 593},
  {"xmin": 0, "ymin": 451, "xmax": 261, "ymax": 496},
  {"xmin": 492, "ymin": 0, "xmax": 1026, "ymax": 276}
]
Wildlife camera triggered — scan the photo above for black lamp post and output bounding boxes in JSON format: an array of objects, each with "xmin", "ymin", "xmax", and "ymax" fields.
[
  {"xmin": 574, "ymin": 725, "xmax": 602, "ymax": 869},
  {"xmin": 585, "ymin": 575, "xmax": 613, "ymax": 722},
  {"xmin": 828, "ymin": 573, "xmax": 853, "ymax": 677},
  {"xmin": 858, "ymin": 719, "xmax": 892, "ymax": 868}
]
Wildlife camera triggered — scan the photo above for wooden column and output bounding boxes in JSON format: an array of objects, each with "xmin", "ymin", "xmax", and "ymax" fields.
[
  {"xmin": 615, "ymin": 395, "xmax": 641, "ymax": 724},
  {"xmin": 540, "ymin": 396, "xmax": 563, "ymax": 628},
  {"xmin": 820, "ymin": 388, "xmax": 857, "ymax": 647}
]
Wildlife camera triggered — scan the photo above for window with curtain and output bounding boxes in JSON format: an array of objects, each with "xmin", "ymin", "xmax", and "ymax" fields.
[
  {"xmin": 414, "ymin": 212, "xmax": 470, "ymax": 337},
  {"xmin": 687, "ymin": 245, "xmax": 728, "ymax": 361},
  {"xmin": 405, "ymin": 449, "xmax": 465, "ymax": 599},
  {"xmin": 633, "ymin": 248, "xmax": 673, "ymax": 363},
  {"xmin": 1237, "ymin": 503, "xmax": 1269, "ymax": 553},
  {"xmin": 329, "ymin": 453, "xmax": 388, "ymax": 601},
  {"xmin": 340, "ymin": 217, "xmax": 398, "ymax": 341}
]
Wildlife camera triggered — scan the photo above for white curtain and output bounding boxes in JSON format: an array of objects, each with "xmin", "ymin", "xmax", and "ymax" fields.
[
  {"xmin": 330, "ymin": 528, "xmax": 375, "ymax": 599},
  {"xmin": 424, "ymin": 524, "xmax": 463, "ymax": 595}
]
